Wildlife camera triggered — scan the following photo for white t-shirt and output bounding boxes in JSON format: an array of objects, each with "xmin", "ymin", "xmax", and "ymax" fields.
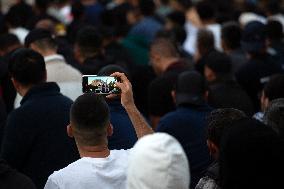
[{"xmin": 44, "ymin": 150, "xmax": 130, "ymax": 189}]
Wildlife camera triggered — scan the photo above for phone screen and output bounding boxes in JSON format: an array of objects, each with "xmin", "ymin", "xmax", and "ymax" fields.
[{"xmin": 82, "ymin": 75, "xmax": 120, "ymax": 94}]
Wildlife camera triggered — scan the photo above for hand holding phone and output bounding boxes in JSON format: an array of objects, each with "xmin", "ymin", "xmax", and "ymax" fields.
[{"xmin": 82, "ymin": 75, "xmax": 121, "ymax": 94}]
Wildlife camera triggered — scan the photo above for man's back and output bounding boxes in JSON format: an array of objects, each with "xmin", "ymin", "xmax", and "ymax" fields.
[
  {"xmin": 45, "ymin": 150, "xmax": 129, "ymax": 189},
  {"xmin": 1, "ymin": 82, "xmax": 79, "ymax": 188},
  {"xmin": 157, "ymin": 105, "xmax": 212, "ymax": 188},
  {"xmin": 45, "ymin": 54, "xmax": 82, "ymax": 101}
]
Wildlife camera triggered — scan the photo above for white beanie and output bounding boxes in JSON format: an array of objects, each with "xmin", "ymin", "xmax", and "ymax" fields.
[{"xmin": 127, "ymin": 133, "xmax": 190, "ymax": 189}]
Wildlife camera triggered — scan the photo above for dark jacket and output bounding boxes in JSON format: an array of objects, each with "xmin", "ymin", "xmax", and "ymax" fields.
[
  {"xmin": 148, "ymin": 61, "xmax": 189, "ymax": 117},
  {"xmin": 236, "ymin": 54, "xmax": 282, "ymax": 111},
  {"xmin": 0, "ymin": 159, "xmax": 36, "ymax": 189},
  {"xmin": 157, "ymin": 104, "xmax": 213, "ymax": 188},
  {"xmin": 107, "ymin": 100, "xmax": 137, "ymax": 150},
  {"xmin": 0, "ymin": 82, "xmax": 79, "ymax": 189}
]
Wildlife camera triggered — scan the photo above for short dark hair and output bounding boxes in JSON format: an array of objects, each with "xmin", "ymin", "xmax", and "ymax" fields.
[
  {"xmin": 166, "ymin": 11, "xmax": 186, "ymax": 27},
  {"xmin": 219, "ymin": 118, "xmax": 283, "ymax": 189},
  {"xmin": 264, "ymin": 98, "xmax": 284, "ymax": 137},
  {"xmin": 151, "ymin": 38, "xmax": 180, "ymax": 58},
  {"xmin": 70, "ymin": 93, "xmax": 110, "ymax": 146},
  {"xmin": 8, "ymin": 48, "xmax": 46, "ymax": 86},
  {"xmin": 75, "ymin": 26, "xmax": 102, "ymax": 58},
  {"xmin": 263, "ymin": 74, "xmax": 284, "ymax": 101},
  {"xmin": 207, "ymin": 108, "xmax": 246, "ymax": 147},
  {"xmin": 197, "ymin": 29, "xmax": 215, "ymax": 54},
  {"xmin": 139, "ymin": 0, "xmax": 156, "ymax": 16},
  {"xmin": 0, "ymin": 34, "xmax": 20, "ymax": 52},
  {"xmin": 196, "ymin": 1, "xmax": 215, "ymax": 21},
  {"xmin": 204, "ymin": 51, "xmax": 232, "ymax": 75},
  {"xmin": 266, "ymin": 20, "xmax": 283, "ymax": 41},
  {"xmin": 33, "ymin": 38, "xmax": 57, "ymax": 51},
  {"xmin": 221, "ymin": 22, "xmax": 242, "ymax": 49}
]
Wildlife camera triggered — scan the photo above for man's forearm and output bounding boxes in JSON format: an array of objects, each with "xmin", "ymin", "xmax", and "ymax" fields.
[{"xmin": 125, "ymin": 105, "xmax": 154, "ymax": 139}]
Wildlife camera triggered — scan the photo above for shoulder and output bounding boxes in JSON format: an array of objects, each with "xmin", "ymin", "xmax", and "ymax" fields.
[{"xmin": 46, "ymin": 159, "xmax": 83, "ymax": 184}]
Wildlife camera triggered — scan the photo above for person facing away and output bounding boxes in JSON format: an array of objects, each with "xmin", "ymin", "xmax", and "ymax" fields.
[
  {"xmin": 235, "ymin": 21, "xmax": 283, "ymax": 112},
  {"xmin": 219, "ymin": 118, "xmax": 284, "ymax": 189},
  {"xmin": 204, "ymin": 51, "xmax": 254, "ymax": 116},
  {"xmin": 0, "ymin": 48, "xmax": 79, "ymax": 189},
  {"xmin": 98, "ymin": 65, "xmax": 138, "ymax": 150},
  {"xmin": 156, "ymin": 70, "xmax": 212, "ymax": 188},
  {"xmin": 44, "ymin": 72, "xmax": 153, "ymax": 189},
  {"xmin": 25, "ymin": 28, "xmax": 82, "ymax": 101},
  {"xmin": 221, "ymin": 21, "xmax": 247, "ymax": 73},
  {"xmin": 148, "ymin": 37, "xmax": 189, "ymax": 129},
  {"xmin": 195, "ymin": 108, "xmax": 247, "ymax": 189},
  {"xmin": 127, "ymin": 133, "xmax": 190, "ymax": 189},
  {"xmin": 74, "ymin": 26, "xmax": 106, "ymax": 75}
]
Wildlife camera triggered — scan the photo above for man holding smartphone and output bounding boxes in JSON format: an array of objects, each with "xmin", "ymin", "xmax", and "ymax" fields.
[{"xmin": 44, "ymin": 72, "xmax": 153, "ymax": 189}]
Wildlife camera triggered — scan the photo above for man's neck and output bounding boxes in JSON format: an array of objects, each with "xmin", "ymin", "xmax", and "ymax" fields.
[
  {"xmin": 78, "ymin": 145, "xmax": 110, "ymax": 158},
  {"xmin": 161, "ymin": 57, "xmax": 180, "ymax": 74},
  {"xmin": 41, "ymin": 50, "xmax": 57, "ymax": 57}
]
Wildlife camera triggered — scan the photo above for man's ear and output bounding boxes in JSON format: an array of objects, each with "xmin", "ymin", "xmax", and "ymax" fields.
[
  {"xmin": 107, "ymin": 123, "xmax": 113, "ymax": 137},
  {"xmin": 171, "ymin": 90, "xmax": 176, "ymax": 104},
  {"xmin": 67, "ymin": 124, "xmax": 74, "ymax": 138},
  {"xmin": 204, "ymin": 90, "xmax": 209, "ymax": 102},
  {"xmin": 207, "ymin": 139, "xmax": 219, "ymax": 157},
  {"xmin": 11, "ymin": 77, "xmax": 21, "ymax": 93}
]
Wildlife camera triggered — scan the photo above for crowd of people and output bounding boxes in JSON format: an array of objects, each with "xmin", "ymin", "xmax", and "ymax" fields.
[{"xmin": 0, "ymin": 0, "xmax": 284, "ymax": 189}]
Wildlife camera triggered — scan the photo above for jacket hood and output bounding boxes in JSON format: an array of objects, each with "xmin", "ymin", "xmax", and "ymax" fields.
[{"xmin": 127, "ymin": 133, "xmax": 190, "ymax": 189}]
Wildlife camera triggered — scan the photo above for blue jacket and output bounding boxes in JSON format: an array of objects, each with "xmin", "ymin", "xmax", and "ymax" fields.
[
  {"xmin": 0, "ymin": 82, "xmax": 79, "ymax": 189},
  {"xmin": 157, "ymin": 104, "xmax": 213, "ymax": 189},
  {"xmin": 107, "ymin": 101, "xmax": 137, "ymax": 150}
]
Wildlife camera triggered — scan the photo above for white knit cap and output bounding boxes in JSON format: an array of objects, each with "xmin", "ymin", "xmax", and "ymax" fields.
[{"xmin": 127, "ymin": 133, "xmax": 190, "ymax": 189}]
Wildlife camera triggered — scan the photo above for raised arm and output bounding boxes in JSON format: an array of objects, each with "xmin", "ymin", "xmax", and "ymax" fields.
[{"xmin": 107, "ymin": 72, "xmax": 153, "ymax": 138}]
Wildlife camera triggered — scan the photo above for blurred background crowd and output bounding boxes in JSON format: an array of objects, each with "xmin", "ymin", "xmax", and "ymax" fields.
[{"xmin": 0, "ymin": 0, "xmax": 284, "ymax": 189}]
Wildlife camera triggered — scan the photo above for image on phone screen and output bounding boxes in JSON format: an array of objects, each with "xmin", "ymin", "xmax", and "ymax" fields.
[{"xmin": 82, "ymin": 76, "xmax": 120, "ymax": 94}]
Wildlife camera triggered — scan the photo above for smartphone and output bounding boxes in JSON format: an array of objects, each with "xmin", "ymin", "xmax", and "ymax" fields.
[{"xmin": 82, "ymin": 75, "xmax": 121, "ymax": 94}]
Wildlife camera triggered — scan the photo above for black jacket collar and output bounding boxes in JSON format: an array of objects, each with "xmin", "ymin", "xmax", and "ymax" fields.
[{"xmin": 20, "ymin": 82, "xmax": 60, "ymax": 105}]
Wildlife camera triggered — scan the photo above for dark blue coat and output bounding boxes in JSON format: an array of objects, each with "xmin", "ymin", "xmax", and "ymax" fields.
[
  {"xmin": 107, "ymin": 101, "xmax": 137, "ymax": 150},
  {"xmin": 0, "ymin": 82, "xmax": 79, "ymax": 189},
  {"xmin": 157, "ymin": 104, "xmax": 213, "ymax": 189}
]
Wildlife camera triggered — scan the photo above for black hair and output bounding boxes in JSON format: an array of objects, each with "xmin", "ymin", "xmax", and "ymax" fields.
[
  {"xmin": 221, "ymin": 22, "xmax": 242, "ymax": 49},
  {"xmin": 195, "ymin": 1, "xmax": 216, "ymax": 21},
  {"xmin": 207, "ymin": 108, "xmax": 246, "ymax": 147},
  {"xmin": 98, "ymin": 65, "xmax": 131, "ymax": 81},
  {"xmin": 264, "ymin": 98, "xmax": 284, "ymax": 137},
  {"xmin": 0, "ymin": 34, "xmax": 20, "ymax": 52},
  {"xmin": 197, "ymin": 29, "xmax": 215, "ymax": 54},
  {"xmin": 70, "ymin": 93, "xmax": 110, "ymax": 146},
  {"xmin": 219, "ymin": 118, "xmax": 284, "ymax": 189},
  {"xmin": 71, "ymin": 1, "xmax": 85, "ymax": 19},
  {"xmin": 208, "ymin": 82, "xmax": 254, "ymax": 116},
  {"xmin": 166, "ymin": 11, "xmax": 186, "ymax": 27},
  {"xmin": 266, "ymin": 20, "xmax": 283, "ymax": 41},
  {"xmin": 265, "ymin": 0, "xmax": 281, "ymax": 15},
  {"xmin": 156, "ymin": 27, "xmax": 187, "ymax": 45},
  {"xmin": 263, "ymin": 74, "xmax": 284, "ymax": 101},
  {"xmin": 75, "ymin": 26, "xmax": 102, "ymax": 58},
  {"xmin": 204, "ymin": 51, "xmax": 232, "ymax": 75},
  {"xmin": 8, "ymin": 48, "xmax": 46, "ymax": 86},
  {"xmin": 139, "ymin": 0, "xmax": 156, "ymax": 16},
  {"xmin": 4, "ymin": 1, "xmax": 34, "ymax": 28},
  {"xmin": 33, "ymin": 38, "xmax": 57, "ymax": 51}
]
